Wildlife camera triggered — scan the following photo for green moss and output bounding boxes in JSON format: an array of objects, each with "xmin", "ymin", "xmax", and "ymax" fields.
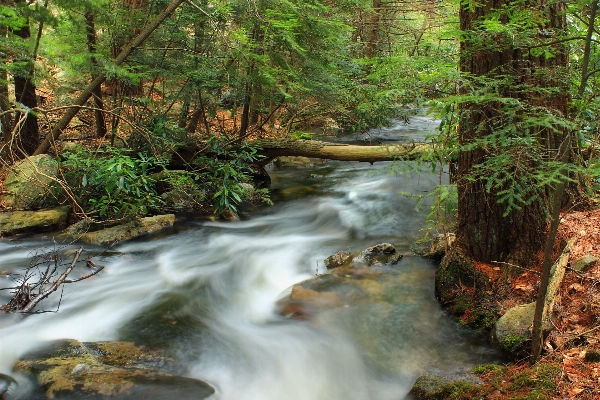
[
  {"xmin": 472, "ymin": 364, "xmax": 505, "ymax": 374},
  {"xmin": 470, "ymin": 306, "xmax": 499, "ymax": 331},
  {"xmin": 502, "ymin": 334, "xmax": 525, "ymax": 353},
  {"xmin": 453, "ymin": 296, "xmax": 471, "ymax": 315}
]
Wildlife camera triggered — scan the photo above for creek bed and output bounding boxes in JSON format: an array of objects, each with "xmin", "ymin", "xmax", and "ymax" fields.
[{"xmin": 0, "ymin": 116, "xmax": 502, "ymax": 399}]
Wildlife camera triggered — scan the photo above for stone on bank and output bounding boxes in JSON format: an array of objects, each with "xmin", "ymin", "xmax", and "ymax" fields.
[
  {"xmin": 1, "ymin": 154, "xmax": 59, "ymax": 209},
  {"xmin": 0, "ymin": 206, "xmax": 71, "ymax": 237}
]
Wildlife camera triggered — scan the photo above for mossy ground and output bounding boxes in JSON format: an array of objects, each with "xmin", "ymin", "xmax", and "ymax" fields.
[{"xmin": 439, "ymin": 363, "xmax": 561, "ymax": 400}]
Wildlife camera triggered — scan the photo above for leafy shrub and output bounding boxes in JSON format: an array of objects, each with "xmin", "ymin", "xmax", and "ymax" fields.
[{"xmin": 60, "ymin": 147, "xmax": 165, "ymax": 220}]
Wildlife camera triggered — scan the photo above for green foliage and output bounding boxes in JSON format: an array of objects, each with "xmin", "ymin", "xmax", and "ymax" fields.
[
  {"xmin": 472, "ymin": 364, "xmax": 505, "ymax": 374},
  {"xmin": 60, "ymin": 147, "xmax": 165, "ymax": 220},
  {"xmin": 194, "ymin": 138, "xmax": 269, "ymax": 214},
  {"xmin": 291, "ymin": 131, "xmax": 311, "ymax": 140},
  {"xmin": 502, "ymin": 334, "xmax": 525, "ymax": 353}
]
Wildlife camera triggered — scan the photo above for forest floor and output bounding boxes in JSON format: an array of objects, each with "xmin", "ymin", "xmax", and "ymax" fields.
[{"xmin": 456, "ymin": 207, "xmax": 600, "ymax": 399}]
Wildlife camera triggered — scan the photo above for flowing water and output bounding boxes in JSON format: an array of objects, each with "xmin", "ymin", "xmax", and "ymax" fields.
[{"xmin": 0, "ymin": 115, "xmax": 501, "ymax": 399}]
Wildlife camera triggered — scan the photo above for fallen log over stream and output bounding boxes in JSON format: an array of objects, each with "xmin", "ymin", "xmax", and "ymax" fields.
[
  {"xmin": 253, "ymin": 139, "xmax": 430, "ymax": 163},
  {"xmin": 170, "ymin": 139, "xmax": 432, "ymax": 169}
]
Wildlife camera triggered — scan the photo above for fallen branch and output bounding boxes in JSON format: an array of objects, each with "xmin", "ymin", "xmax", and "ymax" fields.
[{"xmin": 1, "ymin": 247, "xmax": 104, "ymax": 314}]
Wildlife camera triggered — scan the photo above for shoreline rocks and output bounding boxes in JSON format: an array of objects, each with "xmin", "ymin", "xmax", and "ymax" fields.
[
  {"xmin": 13, "ymin": 339, "xmax": 214, "ymax": 400},
  {"xmin": 61, "ymin": 214, "xmax": 176, "ymax": 247},
  {"xmin": 1, "ymin": 155, "xmax": 59, "ymax": 209},
  {"xmin": 0, "ymin": 206, "xmax": 71, "ymax": 237}
]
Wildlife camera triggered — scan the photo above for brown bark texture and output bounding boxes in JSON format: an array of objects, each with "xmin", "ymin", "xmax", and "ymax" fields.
[
  {"xmin": 85, "ymin": 11, "xmax": 107, "ymax": 138},
  {"xmin": 13, "ymin": 19, "xmax": 39, "ymax": 155},
  {"xmin": 457, "ymin": 0, "xmax": 569, "ymax": 266}
]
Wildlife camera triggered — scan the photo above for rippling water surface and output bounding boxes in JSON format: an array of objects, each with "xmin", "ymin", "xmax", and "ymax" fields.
[{"xmin": 0, "ymin": 116, "xmax": 501, "ymax": 399}]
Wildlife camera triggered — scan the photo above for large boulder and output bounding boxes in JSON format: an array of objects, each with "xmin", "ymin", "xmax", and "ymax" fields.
[
  {"xmin": 71, "ymin": 214, "xmax": 176, "ymax": 247},
  {"xmin": 492, "ymin": 302, "xmax": 554, "ymax": 353},
  {"xmin": 0, "ymin": 206, "xmax": 71, "ymax": 237},
  {"xmin": 1, "ymin": 155, "xmax": 59, "ymax": 209},
  {"xmin": 492, "ymin": 302, "xmax": 537, "ymax": 353},
  {"xmin": 409, "ymin": 373, "xmax": 482, "ymax": 400},
  {"xmin": 492, "ymin": 238, "xmax": 576, "ymax": 353},
  {"xmin": 13, "ymin": 339, "xmax": 214, "ymax": 400}
]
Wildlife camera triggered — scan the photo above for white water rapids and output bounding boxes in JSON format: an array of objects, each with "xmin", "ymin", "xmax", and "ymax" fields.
[{"xmin": 0, "ymin": 116, "xmax": 501, "ymax": 399}]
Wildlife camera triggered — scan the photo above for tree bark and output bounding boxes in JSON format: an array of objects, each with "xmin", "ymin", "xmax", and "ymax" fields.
[
  {"xmin": 33, "ymin": 0, "xmax": 185, "ymax": 156},
  {"xmin": 13, "ymin": 14, "xmax": 39, "ymax": 155},
  {"xmin": 457, "ymin": 0, "xmax": 569, "ymax": 266},
  {"xmin": 365, "ymin": 0, "xmax": 381, "ymax": 58},
  {"xmin": 85, "ymin": 11, "xmax": 107, "ymax": 137}
]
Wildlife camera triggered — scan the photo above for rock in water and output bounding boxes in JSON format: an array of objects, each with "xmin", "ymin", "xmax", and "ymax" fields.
[
  {"xmin": 324, "ymin": 250, "xmax": 351, "ymax": 269},
  {"xmin": 13, "ymin": 339, "xmax": 214, "ymax": 399},
  {"xmin": 1, "ymin": 154, "xmax": 59, "ymax": 209},
  {"xmin": 351, "ymin": 243, "xmax": 402, "ymax": 266},
  {"xmin": 69, "ymin": 214, "xmax": 176, "ymax": 247}
]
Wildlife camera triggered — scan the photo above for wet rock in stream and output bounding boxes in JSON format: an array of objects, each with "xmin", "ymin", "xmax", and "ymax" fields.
[
  {"xmin": 13, "ymin": 339, "xmax": 214, "ymax": 399},
  {"xmin": 278, "ymin": 243, "xmax": 403, "ymax": 319}
]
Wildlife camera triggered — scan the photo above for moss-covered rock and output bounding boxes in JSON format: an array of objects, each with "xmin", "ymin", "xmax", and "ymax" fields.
[
  {"xmin": 492, "ymin": 302, "xmax": 542, "ymax": 353},
  {"xmin": 69, "ymin": 214, "xmax": 176, "ymax": 247},
  {"xmin": 13, "ymin": 339, "xmax": 214, "ymax": 400},
  {"xmin": 1, "ymin": 154, "xmax": 59, "ymax": 209},
  {"xmin": 572, "ymin": 254, "xmax": 599, "ymax": 272},
  {"xmin": 436, "ymin": 250, "xmax": 490, "ymax": 300},
  {"xmin": 408, "ymin": 373, "xmax": 482, "ymax": 400},
  {"xmin": 0, "ymin": 206, "xmax": 71, "ymax": 237},
  {"xmin": 434, "ymin": 249, "xmax": 504, "ymax": 334}
]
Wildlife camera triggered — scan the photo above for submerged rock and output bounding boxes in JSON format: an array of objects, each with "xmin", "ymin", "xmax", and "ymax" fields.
[
  {"xmin": 0, "ymin": 373, "xmax": 17, "ymax": 399},
  {"xmin": 279, "ymin": 243, "xmax": 404, "ymax": 319},
  {"xmin": 409, "ymin": 373, "xmax": 482, "ymax": 400},
  {"xmin": 1, "ymin": 154, "xmax": 59, "ymax": 209},
  {"xmin": 70, "ymin": 214, "xmax": 176, "ymax": 247},
  {"xmin": 0, "ymin": 206, "xmax": 71, "ymax": 237},
  {"xmin": 13, "ymin": 339, "xmax": 214, "ymax": 400}
]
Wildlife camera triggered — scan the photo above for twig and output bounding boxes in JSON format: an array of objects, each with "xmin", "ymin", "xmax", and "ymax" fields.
[
  {"xmin": 492, "ymin": 260, "xmax": 541, "ymax": 275},
  {"xmin": 21, "ymin": 247, "xmax": 82, "ymax": 313}
]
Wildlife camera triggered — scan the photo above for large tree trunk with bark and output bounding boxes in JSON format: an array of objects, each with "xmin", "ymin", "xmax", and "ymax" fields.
[
  {"xmin": 456, "ymin": 0, "xmax": 568, "ymax": 266},
  {"xmin": 13, "ymin": 17, "xmax": 39, "ymax": 155},
  {"xmin": 85, "ymin": 11, "xmax": 107, "ymax": 138}
]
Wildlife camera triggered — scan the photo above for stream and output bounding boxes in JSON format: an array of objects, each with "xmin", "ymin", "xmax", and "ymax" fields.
[{"xmin": 0, "ymin": 115, "xmax": 502, "ymax": 399}]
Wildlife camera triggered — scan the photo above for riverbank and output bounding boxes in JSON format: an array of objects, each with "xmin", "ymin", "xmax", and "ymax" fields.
[{"xmin": 430, "ymin": 207, "xmax": 600, "ymax": 400}]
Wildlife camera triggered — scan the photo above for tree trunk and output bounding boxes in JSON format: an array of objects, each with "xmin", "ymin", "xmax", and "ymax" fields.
[
  {"xmin": 33, "ymin": 0, "xmax": 185, "ymax": 155},
  {"xmin": 365, "ymin": 0, "xmax": 381, "ymax": 58},
  {"xmin": 13, "ymin": 16, "xmax": 39, "ymax": 155},
  {"xmin": 85, "ymin": 11, "xmax": 107, "ymax": 138},
  {"xmin": 457, "ymin": 0, "xmax": 569, "ymax": 266}
]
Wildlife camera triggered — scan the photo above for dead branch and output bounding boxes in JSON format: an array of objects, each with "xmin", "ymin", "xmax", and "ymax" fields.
[{"xmin": 1, "ymin": 247, "xmax": 104, "ymax": 314}]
